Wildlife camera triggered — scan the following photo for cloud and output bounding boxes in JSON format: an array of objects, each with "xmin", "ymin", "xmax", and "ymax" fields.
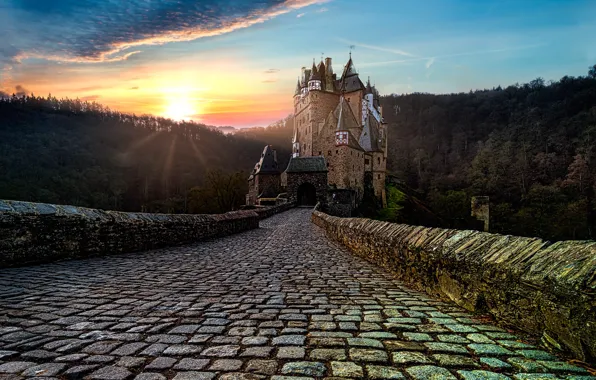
[
  {"xmin": 338, "ymin": 38, "xmax": 414, "ymax": 57},
  {"xmin": 264, "ymin": 69, "xmax": 280, "ymax": 74},
  {"xmin": 359, "ymin": 44, "xmax": 546, "ymax": 68},
  {"xmin": 425, "ymin": 57, "xmax": 435, "ymax": 69},
  {"xmin": 317, "ymin": 7, "xmax": 328, "ymax": 12},
  {"xmin": 0, "ymin": 90, "xmax": 9, "ymax": 99},
  {"xmin": 74, "ymin": 85, "xmax": 106, "ymax": 92},
  {"xmin": 130, "ymin": 86, "xmax": 139, "ymax": 90},
  {"xmin": 297, "ymin": 12, "xmax": 306, "ymax": 18},
  {"xmin": 81, "ymin": 95, "xmax": 100, "ymax": 101},
  {"xmin": 15, "ymin": 85, "xmax": 29, "ymax": 97},
  {"xmin": 262, "ymin": 79, "xmax": 277, "ymax": 83},
  {"xmin": 3, "ymin": 0, "xmax": 329, "ymax": 64},
  {"xmin": 0, "ymin": 42, "xmax": 21, "ymax": 65}
]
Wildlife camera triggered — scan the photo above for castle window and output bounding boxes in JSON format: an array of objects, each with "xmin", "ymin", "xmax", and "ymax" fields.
[
  {"xmin": 378, "ymin": 157, "xmax": 381, "ymax": 164},
  {"xmin": 350, "ymin": 151, "xmax": 352, "ymax": 156},
  {"xmin": 365, "ymin": 159, "xmax": 370, "ymax": 165},
  {"xmin": 378, "ymin": 174, "xmax": 381, "ymax": 179},
  {"xmin": 328, "ymin": 150, "xmax": 331, "ymax": 156},
  {"xmin": 319, "ymin": 151, "xmax": 322, "ymax": 156},
  {"xmin": 336, "ymin": 149, "xmax": 338, "ymax": 154}
]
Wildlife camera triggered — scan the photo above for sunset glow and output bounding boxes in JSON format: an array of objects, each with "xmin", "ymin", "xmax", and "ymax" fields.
[{"xmin": 1, "ymin": 0, "xmax": 595, "ymax": 128}]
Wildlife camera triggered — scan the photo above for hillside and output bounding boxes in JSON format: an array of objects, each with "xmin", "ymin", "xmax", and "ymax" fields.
[
  {"xmin": 2, "ymin": 66, "xmax": 595, "ymax": 240},
  {"xmin": 0, "ymin": 96, "xmax": 290, "ymax": 213},
  {"xmin": 381, "ymin": 66, "xmax": 596, "ymax": 241},
  {"xmin": 234, "ymin": 115, "xmax": 294, "ymax": 170}
]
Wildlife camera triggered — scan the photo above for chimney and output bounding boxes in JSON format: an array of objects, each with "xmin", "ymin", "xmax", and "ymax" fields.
[{"xmin": 325, "ymin": 57, "xmax": 333, "ymax": 75}]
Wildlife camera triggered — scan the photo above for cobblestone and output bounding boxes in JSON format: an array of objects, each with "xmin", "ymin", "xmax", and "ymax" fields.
[{"xmin": 0, "ymin": 209, "xmax": 589, "ymax": 379}]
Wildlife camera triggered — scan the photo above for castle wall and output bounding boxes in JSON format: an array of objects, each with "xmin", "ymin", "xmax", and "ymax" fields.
[
  {"xmin": 255, "ymin": 173, "xmax": 281, "ymax": 198},
  {"xmin": 247, "ymin": 178, "xmax": 258, "ymax": 206},
  {"xmin": 327, "ymin": 145, "xmax": 365, "ymax": 200},
  {"xmin": 344, "ymin": 90, "xmax": 363, "ymax": 126},
  {"xmin": 371, "ymin": 151, "xmax": 386, "ymax": 200},
  {"xmin": 294, "ymin": 91, "xmax": 339, "ymax": 157},
  {"xmin": 309, "ymin": 91, "xmax": 340, "ymax": 138},
  {"xmin": 312, "ymin": 209, "xmax": 596, "ymax": 362}
]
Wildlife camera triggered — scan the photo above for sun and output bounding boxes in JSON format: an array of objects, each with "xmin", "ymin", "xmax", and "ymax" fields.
[{"xmin": 163, "ymin": 96, "xmax": 197, "ymax": 121}]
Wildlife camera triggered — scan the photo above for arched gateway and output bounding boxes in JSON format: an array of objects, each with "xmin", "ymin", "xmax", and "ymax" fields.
[
  {"xmin": 297, "ymin": 182, "xmax": 317, "ymax": 206},
  {"xmin": 284, "ymin": 156, "xmax": 328, "ymax": 207}
]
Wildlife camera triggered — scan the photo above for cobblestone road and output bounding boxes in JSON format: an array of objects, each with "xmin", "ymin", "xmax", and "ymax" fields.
[{"xmin": 0, "ymin": 209, "xmax": 592, "ymax": 380}]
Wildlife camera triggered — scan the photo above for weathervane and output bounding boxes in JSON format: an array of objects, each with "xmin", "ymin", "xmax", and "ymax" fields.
[
  {"xmin": 349, "ymin": 45, "xmax": 355, "ymax": 58},
  {"xmin": 321, "ymin": 52, "xmax": 324, "ymax": 61}
]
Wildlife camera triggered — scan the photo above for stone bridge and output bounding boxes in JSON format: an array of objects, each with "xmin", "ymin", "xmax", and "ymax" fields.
[{"xmin": 0, "ymin": 208, "xmax": 593, "ymax": 379}]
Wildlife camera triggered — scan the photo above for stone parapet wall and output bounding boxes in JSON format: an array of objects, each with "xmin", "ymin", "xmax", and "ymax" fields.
[
  {"xmin": 311, "ymin": 209, "xmax": 596, "ymax": 362},
  {"xmin": 252, "ymin": 202, "xmax": 294, "ymax": 220},
  {"xmin": 0, "ymin": 199, "xmax": 289, "ymax": 268}
]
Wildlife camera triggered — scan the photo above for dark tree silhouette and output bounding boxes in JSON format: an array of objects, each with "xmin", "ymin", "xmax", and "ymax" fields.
[{"xmin": 0, "ymin": 94, "xmax": 290, "ymax": 213}]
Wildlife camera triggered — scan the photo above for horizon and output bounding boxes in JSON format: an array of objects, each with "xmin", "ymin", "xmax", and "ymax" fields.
[{"xmin": 1, "ymin": 0, "xmax": 595, "ymax": 128}]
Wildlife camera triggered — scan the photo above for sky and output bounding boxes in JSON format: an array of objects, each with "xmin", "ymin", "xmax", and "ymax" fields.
[{"xmin": 1, "ymin": 0, "xmax": 595, "ymax": 128}]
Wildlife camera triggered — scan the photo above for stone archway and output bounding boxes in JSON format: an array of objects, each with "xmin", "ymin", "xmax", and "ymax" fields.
[{"xmin": 297, "ymin": 182, "xmax": 317, "ymax": 206}]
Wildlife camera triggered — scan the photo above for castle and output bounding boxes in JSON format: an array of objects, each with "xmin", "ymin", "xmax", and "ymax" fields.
[{"xmin": 246, "ymin": 55, "xmax": 388, "ymax": 212}]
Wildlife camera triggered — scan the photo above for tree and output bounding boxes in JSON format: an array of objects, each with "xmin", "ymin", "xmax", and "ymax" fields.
[
  {"xmin": 563, "ymin": 154, "xmax": 591, "ymax": 195},
  {"xmin": 188, "ymin": 170, "xmax": 247, "ymax": 214},
  {"xmin": 589, "ymin": 64, "xmax": 596, "ymax": 79}
]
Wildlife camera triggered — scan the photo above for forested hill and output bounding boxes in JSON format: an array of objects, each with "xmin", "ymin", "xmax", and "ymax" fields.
[
  {"xmin": 381, "ymin": 66, "xmax": 596, "ymax": 241},
  {"xmin": 2, "ymin": 66, "xmax": 595, "ymax": 241},
  {"xmin": 0, "ymin": 96, "xmax": 290, "ymax": 213}
]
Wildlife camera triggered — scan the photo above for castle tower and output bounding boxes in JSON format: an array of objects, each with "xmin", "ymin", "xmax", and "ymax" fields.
[{"xmin": 287, "ymin": 54, "xmax": 387, "ymax": 207}]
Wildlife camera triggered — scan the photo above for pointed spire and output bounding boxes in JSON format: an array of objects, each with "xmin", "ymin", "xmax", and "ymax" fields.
[
  {"xmin": 341, "ymin": 54, "xmax": 357, "ymax": 80},
  {"xmin": 295, "ymin": 78, "xmax": 301, "ymax": 95},
  {"xmin": 366, "ymin": 76, "xmax": 373, "ymax": 94},
  {"xmin": 309, "ymin": 59, "xmax": 321, "ymax": 81}
]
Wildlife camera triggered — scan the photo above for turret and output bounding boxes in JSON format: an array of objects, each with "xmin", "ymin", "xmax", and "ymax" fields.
[
  {"xmin": 373, "ymin": 85, "xmax": 380, "ymax": 108},
  {"xmin": 317, "ymin": 60, "xmax": 326, "ymax": 90},
  {"xmin": 300, "ymin": 67, "xmax": 308, "ymax": 97},
  {"xmin": 308, "ymin": 60, "xmax": 322, "ymax": 91},
  {"xmin": 365, "ymin": 77, "xmax": 374, "ymax": 106},
  {"xmin": 324, "ymin": 57, "xmax": 334, "ymax": 92}
]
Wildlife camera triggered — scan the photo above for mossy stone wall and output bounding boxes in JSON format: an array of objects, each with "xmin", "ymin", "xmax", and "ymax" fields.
[{"xmin": 312, "ymin": 209, "xmax": 596, "ymax": 362}]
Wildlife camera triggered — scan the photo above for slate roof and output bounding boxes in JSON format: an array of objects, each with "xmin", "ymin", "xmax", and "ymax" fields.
[
  {"xmin": 340, "ymin": 57, "xmax": 365, "ymax": 93},
  {"xmin": 309, "ymin": 62, "xmax": 321, "ymax": 81},
  {"xmin": 341, "ymin": 75, "xmax": 365, "ymax": 93},
  {"xmin": 251, "ymin": 145, "xmax": 279, "ymax": 176},
  {"xmin": 334, "ymin": 97, "xmax": 361, "ymax": 132},
  {"xmin": 285, "ymin": 156, "xmax": 328, "ymax": 173},
  {"xmin": 342, "ymin": 130, "xmax": 366, "ymax": 151},
  {"xmin": 359, "ymin": 112, "xmax": 381, "ymax": 152}
]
